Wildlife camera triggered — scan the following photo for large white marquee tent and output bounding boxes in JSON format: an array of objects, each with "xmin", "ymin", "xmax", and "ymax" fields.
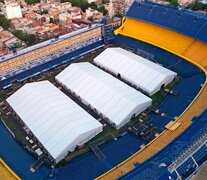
[
  {"xmin": 6, "ymin": 81, "xmax": 103, "ymax": 163},
  {"xmin": 56, "ymin": 62, "xmax": 152, "ymax": 129},
  {"xmin": 94, "ymin": 48, "xmax": 177, "ymax": 95}
]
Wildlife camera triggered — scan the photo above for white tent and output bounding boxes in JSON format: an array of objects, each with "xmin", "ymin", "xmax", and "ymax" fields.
[
  {"xmin": 6, "ymin": 81, "xmax": 103, "ymax": 163},
  {"xmin": 56, "ymin": 62, "xmax": 152, "ymax": 129},
  {"xmin": 94, "ymin": 48, "xmax": 177, "ymax": 95}
]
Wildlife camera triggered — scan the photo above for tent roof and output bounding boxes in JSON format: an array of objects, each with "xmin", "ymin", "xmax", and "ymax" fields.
[
  {"xmin": 56, "ymin": 62, "xmax": 152, "ymax": 128},
  {"xmin": 94, "ymin": 48, "xmax": 177, "ymax": 95},
  {"xmin": 7, "ymin": 81, "xmax": 102, "ymax": 161}
]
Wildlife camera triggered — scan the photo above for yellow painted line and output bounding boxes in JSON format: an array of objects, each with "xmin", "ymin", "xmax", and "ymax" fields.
[{"xmin": 0, "ymin": 158, "xmax": 21, "ymax": 180}]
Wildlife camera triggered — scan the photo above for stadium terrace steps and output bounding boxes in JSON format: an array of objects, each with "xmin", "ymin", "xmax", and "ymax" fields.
[
  {"xmin": 182, "ymin": 40, "xmax": 207, "ymax": 67},
  {"xmin": 114, "ymin": 35, "xmax": 203, "ymax": 77},
  {"xmin": 126, "ymin": 1, "xmax": 207, "ymax": 44},
  {"xmin": 0, "ymin": 40, "xmax": 104, "ymax": 88},
  {"xmin": 0, "ymin": 27, "xmax": 102, "ymax": 77},
  {"xmin": 149, "ymin": 114, "xmax": 172, "ymax": 129},
  {"xmin": 116, "ymin": 18, "xmax": 207, "ymax": 70},
  {"xmin": 193, "ymin": 145, "xmax": 207, "ymax": 166},
  {"xmin": 116, "ymin": 18, "xmax": 207, "ymax": 69},
  {"xmin": 119, "ymin": 109, "xmax": 207, "ymax": 180},
  {"xmin": 197, "ymin": 23, "xmax": 207, "ymax": 43},
  {"xmin": 97, "ymin": 122, "xmax": 192, "ymax": 180},
  {"xmin": 116, "ymin": 18, "xmax": 194, "ymax": 55}
]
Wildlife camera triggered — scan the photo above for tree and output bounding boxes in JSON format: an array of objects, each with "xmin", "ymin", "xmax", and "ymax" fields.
[
  {"xmin": 79, "ymin": 0, "xmax": 89, "ymax": 11},
  {"xmin": 49, "ymin": 17, "xmax": 54, "ymax": 24},
  {"xmin": 87, "ymin": 16, "xmax": 93, "ymax": 22},
  {"xmin": 12, "ymin": 30, "xmax": 38, "ymax": 46},
  {"xmin": 90, "ymin": 2, "xmax": 97, "ymax": 9},
  {"xmin": 25, "ymin": 0, "xmax": 40, "ymax": 5},
  {"xmin": 53, "ymin": 18, "xmax": 59, "ymax": 24},
  {"xmin": 98, "ymin": 5, "xmax": 108, "ymax": 15},
  {"xmin": 40, "ymin": 9, "xmax": 48, "ymax": 15},
  {"xmin": 169, "ymin": 0, "xmax": 179, "ymax": 8},
  {"xmin": 102, "ymin": 0, "xmax": 110, "ymax": 3},
  {"xmin": 0, "ymin": 15, "xmax": 11, "ymax": 30},
  {"xmin": 191, "ymin": 0, "xmax": 207, "ymax": 11},
  {"xmin": 60, "ymin": 0, "xmax": 89, "ymax": 11}
]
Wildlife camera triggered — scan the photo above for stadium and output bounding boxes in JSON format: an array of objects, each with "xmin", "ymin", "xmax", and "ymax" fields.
[{"xmin": 0, "ymin": 1, "xmax": 207, "ymax": 180}]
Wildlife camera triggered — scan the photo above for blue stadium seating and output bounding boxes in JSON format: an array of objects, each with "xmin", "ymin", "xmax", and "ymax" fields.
[
  {"xmin": 193, "ymin": 145, "xmax": 207, "ymax": 166},
  {"xmin": 126, "ymin": 1, "xmax": 207, "ymax": 43},
  {"xmin": 174, "ymin": 74, "xmax": 205, "ymax": 97},
  {"xmin": 159, "ymin": 95, "xmax": 193, "ymax": 117},
  {"xmin": 175, "ymin": 60, "xmax": 202, "ymax": 77},
  {"xmin": 119, "ymin": 109, "xmax": 207, "ymax": 180},
  {"xmin": 177, "ymin": 158, "xmax": 196, "ymax": 179},
  {"xmin": 149, "ymin": 113, "xmax": 172, "ymax": 129},
  {"xmin": 149, "ymin": 7, "xmax": 177, "ymax": 27},
  {"xmin": 55, "ymin": 133, "xmax": 146, "ymax": 180},
  {"xmin": 165, "ymin": 9, "xmax": 181, "ymax": 29},
  {"xmin": 126, "ymin": 2, "xmax": 154, "ymax": 21},
  {"xmin": 175, "ymin": 13, "xmax": 207, "ymax": 36},
  {"xmin": 0, "ymin": 121, "xmax": 49, "ymax": 180},
  {"xmin": 121, "ymin": 163, "xmax": 176, "ymax": 180},
  {"xmin": 197, "ymin": 23, "xmax": 207, "ymax": 42}
]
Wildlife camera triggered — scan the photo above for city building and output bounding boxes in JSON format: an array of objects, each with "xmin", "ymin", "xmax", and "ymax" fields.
[
  {"xmin": 112, "ymin": 0, "xmax": 134, "ymax": 16},
  {"xmin": 4, "ymin": 3, "xmax": 22, "ymax": 19}
]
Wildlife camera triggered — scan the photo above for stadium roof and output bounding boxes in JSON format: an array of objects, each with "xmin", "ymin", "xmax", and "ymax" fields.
[
  {"xmin": 6, "ymin": 81, "xmax": 103, "ymax": 163},
  {"xmin": 94, "ymin": 48, "xmax": 177, "ymax": 95},
  {"xmin": 56, "ymin": 62, "xmax": 152, "ymax": 129}
]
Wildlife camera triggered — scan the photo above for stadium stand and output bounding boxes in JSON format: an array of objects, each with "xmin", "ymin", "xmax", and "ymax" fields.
[
  {"xmin": 97, "ymin": 1, "xmax": 207, "ymax": 179},
  {"xmin": 197, "ymin": 24, "xmax": 207, "ymax": 43},
  {"xmin": 0, "ymin": 40, "xmax": 104, "ymax": 88},
  {"xmin": 116, "ymin": 18, "xmax": 194, "ymax": 55},
  {"xmin": 0, "ymin": 25, "xmax": 104, "ymax": 88},
  {"xmin": 0, "ymin": 1, "xmax": 207, "ymax": 180},
  {"xmin": 182, "ymin": 40, "xmax": 207, "ymax": 67},
  {"xmin": 126, "ymin": 1, "xmax": 207, "ymax": 44},
  {"xmin": 57, "ymin": 133, "xmax": 146, "ymax": 180},
  {"xmin": 0, "ymin": 120, "xmax": 49, "ymax": 180},
  {"xmin": 115, "ymin": 18, "xmax": 207, "ymax": 69},
  {"xmin": 0, "ymin": 28, "xmax": 101, "ymax": 76},
  {"xmin": 119, "ymin": 109, "xmax": 207, "ymax": 180}
]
